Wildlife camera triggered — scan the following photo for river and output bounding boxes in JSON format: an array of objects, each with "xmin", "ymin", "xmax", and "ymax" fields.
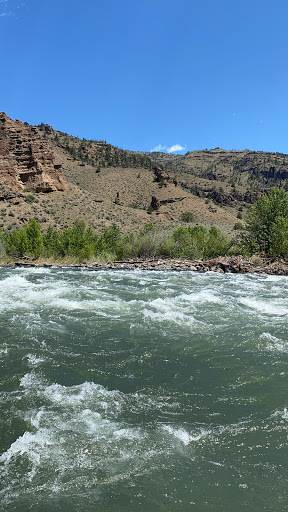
[{"xmin": 0, "ymin": 267, "xmax": 288, "ymax": 511}]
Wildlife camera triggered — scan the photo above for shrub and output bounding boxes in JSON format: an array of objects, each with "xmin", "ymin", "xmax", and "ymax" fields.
[
  {"xmin": 6, "ymin": 219, "xmax": 43, "ymax": 258},
  {"xmin": 233, "ymin": 222, "xmax": 244, "ymax": 230},
  {"xmin": 243, "ymin": 187, "xmax": 288, "ymax": 256},
  {"xmin": 167, "ymin": 225, "xmax": 230, "ymax": 259},
  {"xmin": 25, "ymin": 194, "xmax": 35, "ymax": 204},
  {"xmin": 250, "ymin": 255, "xmax": 264, "ymax": 266},
  {"xmin": 180, "ymin": 212, "xmax": 195, "ymax": 223}
]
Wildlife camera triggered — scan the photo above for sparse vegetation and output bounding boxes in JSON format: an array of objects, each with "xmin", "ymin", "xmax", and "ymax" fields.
[
  {"xmin": 180, "ymin": 212, "xmax": 195, "ymax": 223},
  {"xmin": 25, "ymin": 194, "xmax": 35, "ymax": 204},
  {"xmin": 0, "ymin": 218, "xmax": 233, "ymax": 263},
  {"xmin": 233, "ymin": 222, "xmax": 244, "ymax": 230},
  {"xmin": 4, "ymin": 114, "xmax": 288, "ymax": 245}
]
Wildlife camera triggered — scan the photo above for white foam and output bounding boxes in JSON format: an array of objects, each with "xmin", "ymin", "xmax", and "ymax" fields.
[
  {"xmin": 42, "ymin": 381, "xmax": 123, "ymax": 413},
  {"xmin": 239, "ymin": 297, "xmax": 288, "ymax": 316},
  {"xmin": 271, "ymin": 407, "xmax": 288, "ymax": 421},
  {"xmin": 113, "ymin": 427, "xmax": 142, "ymax": 440},
  {"xmin": 143, "ymin": 307, "xmax": 197, "ymax": 327},
  {"xmin": 161, "ymin": 425, "xmax": 209, "ymax": 445},
  {"xmin": 25, "ymin": 354, "xmax": 45, "ymax": 367},
  {"xmin": 20, "ymin": 372, "xmax": 44, "ymax": 390},
  {"xmin": 261, "ymin": 332, "xmax": 288, "ymax": 352},
  {"xmin": 1, "ymin": 376, "xmax": 187, "ymax": 503},
  {"xmin": 179, "ymin": 290, "xmax": 223, "ymax": 304},
  {"xmin": 0, "ymin": 429, "xmax": 50, "ymax": 481}
]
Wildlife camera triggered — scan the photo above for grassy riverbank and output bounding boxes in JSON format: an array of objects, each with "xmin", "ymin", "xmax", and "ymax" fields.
[
  {"xmin": 0, "ymin": 218, "xmax": 236, "ymax": 264},
  {"xmin": 1, "ymin": 188, "xmax": 288, "ymax": 267}
]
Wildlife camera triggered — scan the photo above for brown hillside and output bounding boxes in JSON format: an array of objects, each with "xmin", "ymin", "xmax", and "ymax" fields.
[
  {"xmin": 1, "ymin": 113, "xmax": 287, "ymax": 236},
  {"xmin": 147, "ymin": 147, "xmax": 288, "ymax": 207},
  {"xmin": 0, "ymin": 113, "xmax": 67, "ymax": 196}
]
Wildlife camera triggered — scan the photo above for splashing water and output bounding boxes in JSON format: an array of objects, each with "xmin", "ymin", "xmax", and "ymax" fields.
[{"xmin": 0, "ymin": 267, "xmax": 288, "ymax": 511}]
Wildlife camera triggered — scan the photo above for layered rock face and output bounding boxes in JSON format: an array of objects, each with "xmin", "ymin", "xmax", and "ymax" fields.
[{"xmin": 0, "ymin": 113, "xmax": 67, "ymax": 194}]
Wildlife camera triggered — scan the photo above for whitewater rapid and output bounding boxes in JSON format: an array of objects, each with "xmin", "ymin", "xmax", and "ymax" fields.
[{"xmin": 0, "ymin": 268, "xmax": 287, "ymax": 511}]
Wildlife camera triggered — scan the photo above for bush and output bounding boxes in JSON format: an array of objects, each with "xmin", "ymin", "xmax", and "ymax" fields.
[
  {"xmin": 167, "ymin": 225, "xmax": 230, "ymax": 260},
  {"xmin": 233, "ymin": 222, "xmax": 244, "ymax": 230},
  {"xmin": 6, "ymin": 219, "xmax": 43, "ymax": 258},
  {"xmin": 118, "ymin": 224, "xmax": 158, "ymax": 259},
  {"xmin": 243, "ymin": 187, "xmax": 288, "ymax": 256},
  {"xmin": 25, "ymin": 194, "xmax": 35, "ymax": 204},
  {"xmin": 0, "ymin": 218, "xmax": 232, "ymax": 262},
  {"xmin": 180, "ymin": 212, "xmax": 195, "ymax": 223}
]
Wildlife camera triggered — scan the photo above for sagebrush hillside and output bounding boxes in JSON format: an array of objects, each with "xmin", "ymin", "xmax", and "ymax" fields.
[{"xmin": 1, "ymin": 113, "xmax": 288, "ymax": 237}]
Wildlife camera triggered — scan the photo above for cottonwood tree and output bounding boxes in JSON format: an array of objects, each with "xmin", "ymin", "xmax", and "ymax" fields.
[{"xmin": 244, "ymin": 187, "xmax": 288, "ymax": 256}]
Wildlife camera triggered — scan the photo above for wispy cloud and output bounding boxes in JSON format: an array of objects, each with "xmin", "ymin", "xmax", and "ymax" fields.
[
  {"xmin": 150, "ymin": 144, "xmax": 167, "ymax": 152},
  {"xmin": 0, "ymin": 0, "xmax": 26, "ymax": 18},
  {"xmin": 167, "ymin": 144, "xmax": 186, "ymax": 153},
  {"xmin": 0, "ymin": 0, "xmax": 10, "ymax": 15}
]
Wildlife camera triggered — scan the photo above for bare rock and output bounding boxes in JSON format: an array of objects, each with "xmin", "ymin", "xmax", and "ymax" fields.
[
  {"xmin": 0, "ymin": 112, "xmax": 68, "ymax": 194},
  {"xmin": 153, "ymin": 164, "xmax": 176, "ymax": 185},
  {"xmin": 114, "ymin": 192, "xmax": 121, "ymax": 205}
]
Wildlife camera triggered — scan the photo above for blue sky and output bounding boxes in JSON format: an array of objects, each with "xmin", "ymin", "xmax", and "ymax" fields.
[{"xmin": 1, "ymin": 0, "xmax": 288, "ymax": 154}]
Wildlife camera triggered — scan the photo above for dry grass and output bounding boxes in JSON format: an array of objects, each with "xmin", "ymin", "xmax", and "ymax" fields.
[{"xmin": 0, "ymin": 135, "xmax": 244, "ymax": 237}]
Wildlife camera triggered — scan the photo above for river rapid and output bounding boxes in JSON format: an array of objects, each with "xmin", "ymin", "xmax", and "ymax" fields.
[{"xmin": 0, "ymin": 267, "xmax": 288, "ymax": 511}]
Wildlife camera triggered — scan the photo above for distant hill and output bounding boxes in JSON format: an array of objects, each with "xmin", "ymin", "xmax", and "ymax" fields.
[
  {"xmin": 147, "ymin": 147, "xmax": 288, "ymax": 205},
  {"xmin": 1, "ymin": 112, "xmax": 288, "ymax": 236}
]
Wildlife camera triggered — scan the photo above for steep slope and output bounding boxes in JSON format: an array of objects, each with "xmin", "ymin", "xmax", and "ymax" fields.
[
  {"xmin": 2, "ymin": 113, "xmax": 287, "ymax": 236},
  {"xmin": 147, "ymin": 147, "xmax": 288, "ymax": 206},
  {"xmin": 0, "ymin": 113, "xmax": 67, "ymax": 196}
]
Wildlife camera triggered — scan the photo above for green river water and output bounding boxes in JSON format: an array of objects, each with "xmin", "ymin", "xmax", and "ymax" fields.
[{"xmin": 0, "ymin": 267, "xmax": 287, "ymax": 511}]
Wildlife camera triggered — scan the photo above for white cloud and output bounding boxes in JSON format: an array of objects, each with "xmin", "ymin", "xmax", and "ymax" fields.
[
  {"xmin": 0, "ymin": 0, "xmax": 10, "ymax": 15},
  {"xmin": 150, "ymin": 144, "xmax": 167, "ymax": 152},
  {"xmin": 167, "ymin": 144, "xmax": 186, "ymax": 153},
  {"xmin": 0, "ymin": 1, "xmax": 26, "ymax": 18}
]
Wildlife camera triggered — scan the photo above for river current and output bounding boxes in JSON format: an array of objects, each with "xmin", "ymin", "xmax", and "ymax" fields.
[{"xmin": 0, "ymin": 267, "xmax": 287, "ymax": 511}]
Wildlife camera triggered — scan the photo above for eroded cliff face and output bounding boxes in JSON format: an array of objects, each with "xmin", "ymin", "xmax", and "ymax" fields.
[{"xmin": 0, "ymin": 113, "xmax": 67, "ymax": 194}]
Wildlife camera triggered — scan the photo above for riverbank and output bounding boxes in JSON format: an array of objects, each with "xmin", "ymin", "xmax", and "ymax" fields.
[{"xmin": 1, "ymin": 255, "xmax": 288, "ymax": 275}]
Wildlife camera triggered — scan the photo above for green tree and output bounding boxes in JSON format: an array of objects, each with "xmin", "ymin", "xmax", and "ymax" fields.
[
  {"xmin": 244, "ymin": 188, "xmax": 288, "ymax": 255},
  {"xmin": 6, "ymin": 219, "xmax": 43, "ymax": 258},
  {"xmin": 5, "ymin": 228, "xmax": 28, "ymax": 257},
  {"xmin": 270, "ymin": 217, "xmax": 288, "ymax": 257},
  {"xmin": 205, "ymin": 226, "xmax": 230, "ymax": 258},
  {"xmin": 25, "ymin": 218, "xmax": 44, "ymax": 258},
  {"xmin": 43, "ymin": 226, "xmax": 61, "ymax": 257},
  {"xmin": 61, "ymin": 220, "xmax": 96, "ymax": 260}
]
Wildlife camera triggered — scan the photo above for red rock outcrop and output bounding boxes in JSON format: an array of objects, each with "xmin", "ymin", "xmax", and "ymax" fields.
[
  {"xmin": 153, "ymin": 165, "xmax": 177, "ymax": 186},
  {"xmin": 0, "ymin": 113, "xmax": 67, "ymax": 194}
]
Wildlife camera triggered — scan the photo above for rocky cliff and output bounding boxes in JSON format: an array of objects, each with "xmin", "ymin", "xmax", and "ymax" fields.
[{"xmin": 0, "ymin": 113, "xmax": 67, "ymax": 196}]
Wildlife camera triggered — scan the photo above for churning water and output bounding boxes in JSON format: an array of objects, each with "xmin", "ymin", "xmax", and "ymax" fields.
[{"xmin": 0, "ymin": 267, "xmax": 288, "ymax": 511}]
